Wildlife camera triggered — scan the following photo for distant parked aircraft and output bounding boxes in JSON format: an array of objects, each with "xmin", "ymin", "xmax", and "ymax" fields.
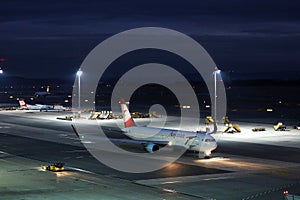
[
  {"xmin": 18, "ymin": 99, "xmax": 66, "ymax": 111},
  {"xmin": 34, "ymin": 86, "xmax": 51, "ymax": 98}
]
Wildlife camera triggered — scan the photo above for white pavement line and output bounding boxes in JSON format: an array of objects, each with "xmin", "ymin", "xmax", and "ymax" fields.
[
  {"xmin": 67, "ymin": 167, "xmax": 97, "ymax": 175},
  {"xmin": 135, "ymin": 172, "xmax": 246, "ymax": 186},
  {"xmin": 63, "ymin": 136, "xmax": 80, "ymax": 141},
  {"xmin": 151, "ymin": 185, "xmax": 216, "ymax": 200},
  {"xmin": 0, "ymin": 126, "xmax": 10, "ymax": 129},
  {"xmin": 0, "ymin": 150, "xmax": 9, "ymax": 154},
  {"xmin": 160, "ymin": 181, "xmax": 180, "ymax": 184},
  {"xmin": 75, "ymin": 156, "xmax": 83, "ymax": 159},
  {"xmin": 202, "ymin": 176, "xmax": 231, "ymax": 181},
  {"xmin": 76, "ymin": 178, "xmax": 100, "ymax": 185}
]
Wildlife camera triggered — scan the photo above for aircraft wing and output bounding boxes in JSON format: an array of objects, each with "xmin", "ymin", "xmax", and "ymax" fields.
[
  {"xmin": 108, "ymin": 138, "xmax": 170, "ymax": 145},
  {"xmin": 71, "ymin": 124, "xmax": 169, "ymax": 145}
]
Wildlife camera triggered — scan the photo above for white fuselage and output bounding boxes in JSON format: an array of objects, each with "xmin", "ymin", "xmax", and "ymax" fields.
[
  {"xmin": 26, "ymin": 104, "xmax": 44, "ymax": 110},
  {"xmin": 122, "ymin": 126, "xmax": 217, "ymax": 154},
  {"xmin": 21, "ymin": 103, "xmax": 66, "ymax": 111}
]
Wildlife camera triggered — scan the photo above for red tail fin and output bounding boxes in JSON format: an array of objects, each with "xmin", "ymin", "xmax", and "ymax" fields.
[
  {"xmin": 18, "ymin": 99, "xmax": 27, "ymax": 108},
  {"xmin": 119, "ymin": 98, "xmax": 136, "ymax": 128}
]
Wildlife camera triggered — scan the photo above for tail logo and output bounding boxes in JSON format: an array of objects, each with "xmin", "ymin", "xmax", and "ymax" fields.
[{"xmin": 120, "ymin": 99, "xmax": 136, "ymax": 128}]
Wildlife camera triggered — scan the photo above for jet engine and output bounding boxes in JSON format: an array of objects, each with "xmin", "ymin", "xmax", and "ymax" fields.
[{"xmin": 145, "ymin": 143, "xmax": 160, "ymax": 153}]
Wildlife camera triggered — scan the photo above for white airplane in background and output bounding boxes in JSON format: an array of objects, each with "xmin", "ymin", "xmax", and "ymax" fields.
[
  {"xmin": 119, "ymin": 99, "xmax": 217, "ymax": 158},
  {"xmin": 18, "ymin": 99, "xmax": 66, "ymax": 111},
  {"xmin": 34, "ymin": 86, "xmax": 51, "ymax": 98}
]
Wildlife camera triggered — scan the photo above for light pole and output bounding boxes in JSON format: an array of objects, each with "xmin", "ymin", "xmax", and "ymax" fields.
[
  {"xmin": 76, "ymin": 69, "xmax": 83, "ymax": 111},
  {"xmin": 213, "ymin": 69, "xmax": 221, "ymax": 123}
]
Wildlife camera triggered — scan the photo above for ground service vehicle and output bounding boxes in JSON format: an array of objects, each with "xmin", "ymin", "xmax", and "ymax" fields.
[{"xmin": 41, "ymin": 162, "xmax": 64, "ymax": 172}]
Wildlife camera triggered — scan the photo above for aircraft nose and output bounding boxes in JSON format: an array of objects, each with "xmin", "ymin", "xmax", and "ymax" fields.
[{"xmin": 211, "ymin": 142, "xmax": 218, "ymax": 151}]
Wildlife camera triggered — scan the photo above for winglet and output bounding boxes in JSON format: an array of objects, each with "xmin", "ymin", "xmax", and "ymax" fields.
[
  {"xmin": 119, "ymin": 98, "xmax": 136, "ymax": 128},
  {"xmin": 71, "ymin": 124, "xmax": 80, "ymax": 138}
]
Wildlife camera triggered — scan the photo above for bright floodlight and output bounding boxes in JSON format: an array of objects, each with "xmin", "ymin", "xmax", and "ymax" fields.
[
  {"xmin": 0, "ymin": 68, "xmax": 3, "ymax": 74},
  {"xmin": 216, "ymin": 70, "xmax": 221, "ymax": 74},
  {"xmin": 76, "ymin": 69, "xmax": 82, "ymax": 77}
]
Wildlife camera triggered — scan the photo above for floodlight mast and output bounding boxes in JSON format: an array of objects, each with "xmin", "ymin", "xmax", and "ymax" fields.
[
  {"xmin": 76, "ymin": 69, "xmax": 83, "ymax": 111},
  {"xmin": 213, "ymin": 69, "xmax": 221, "ymax": 123}
]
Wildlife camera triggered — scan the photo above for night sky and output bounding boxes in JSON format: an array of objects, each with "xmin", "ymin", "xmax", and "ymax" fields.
[{"xmin": 0, "ymin": 0, "xmax": 299, "ymax": 79}]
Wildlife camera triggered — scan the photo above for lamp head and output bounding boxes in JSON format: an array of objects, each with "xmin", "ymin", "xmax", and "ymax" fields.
[{"xmin": 76, "ymin": 70, "xmax": 83, "ymax": 77}]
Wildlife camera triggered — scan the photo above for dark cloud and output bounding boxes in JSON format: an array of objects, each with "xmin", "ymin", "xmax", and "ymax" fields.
[
  {"xmin": 1, "ymin": 0, "xmax": 299, "ymax": 37},
  {"xmin": 1, "ymin": 0, "xmax": 299, "ymax": 21},
  {"xmin": 0, "ymin": 0, "xmax": 299, "ymax": 78}
]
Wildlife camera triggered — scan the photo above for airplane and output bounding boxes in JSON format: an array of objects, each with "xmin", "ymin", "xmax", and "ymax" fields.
[
  {"xmin": 18, "ymin": 99, "xmax": 66, "ymax": 111},
  {"xmin": 34, "ymin": 86, "xmax": 50, "ymax": 98},
  {"xmin": 118, "ymin": 99, "xmax": 217, "ymax": 158},
  {"xmin": 71, "ymin": 99, "xmax": 217, "ymax": 158}
]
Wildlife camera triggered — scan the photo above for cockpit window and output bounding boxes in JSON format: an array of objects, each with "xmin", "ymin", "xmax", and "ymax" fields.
[{"xmin": 205, "ymin": 138, "xmax": 216, "ymax": 142}]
